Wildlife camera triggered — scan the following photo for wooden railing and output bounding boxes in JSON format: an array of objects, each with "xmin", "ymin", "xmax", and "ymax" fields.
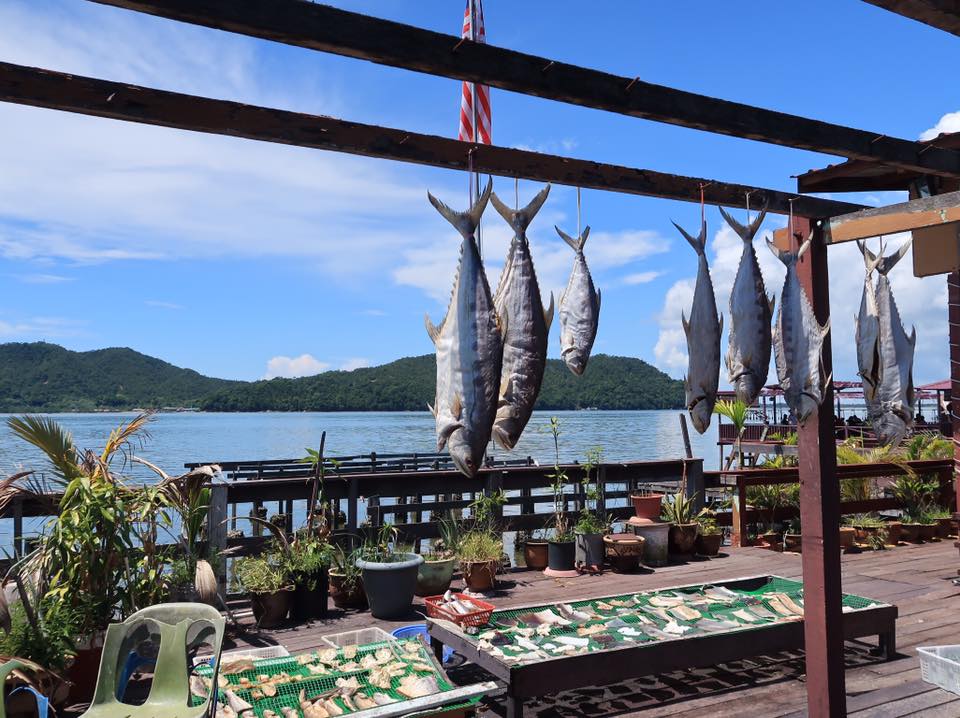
[{"xmin": 705, "ymin": 459, "xmax": 954, "ymax": 546}]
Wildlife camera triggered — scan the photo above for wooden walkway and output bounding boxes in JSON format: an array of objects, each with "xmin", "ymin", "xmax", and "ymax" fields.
[{"xmin": 225, "ymin": 540, "xmax": 960, "ymax": 717}]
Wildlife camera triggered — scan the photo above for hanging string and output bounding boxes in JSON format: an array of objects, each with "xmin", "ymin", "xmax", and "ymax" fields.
[
  {"xmin": 788, "ymin": 198, "xmax": 795, "ymax": 243},
  {"xmin": 515, "ymin": 176, "xmax": 519, "ymax": 210},
  {"xmin": 699, "ymin": 183, "xmax": 706, "ymax": 228},
  {"xmin": 745, "ymin": 190, "xmax": 753, "ymax": 225},
  {"xmin": 577, "ymin": 187, "xmax": 582, "ymax": 237},
  {"xmin": 468, "ymin": 148, "xmax": 482, "ymax": 258}
]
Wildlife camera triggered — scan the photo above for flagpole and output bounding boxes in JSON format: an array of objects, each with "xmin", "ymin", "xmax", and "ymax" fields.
[{"xmin": 469, "ymin": 0, "xmax": 482, "ymax": 258}]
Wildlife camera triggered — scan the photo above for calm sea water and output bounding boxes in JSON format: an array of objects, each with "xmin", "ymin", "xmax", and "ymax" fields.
[{"xmin": 0, "ymin": 410, "xmax": 720, "ymax": 550}]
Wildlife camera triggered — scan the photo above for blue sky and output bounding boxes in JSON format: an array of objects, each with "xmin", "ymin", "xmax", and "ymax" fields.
[{"xmin": 0, "ymin": 1, "xmax": 956, "ymax": 383}]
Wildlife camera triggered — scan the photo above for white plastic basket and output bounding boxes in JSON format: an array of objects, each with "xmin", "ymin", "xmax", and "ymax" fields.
[
  {"xmin": 194, "ymin": 644, "xmax": 290, "ymax": 666},
  {"xmin": 918, "ymin": 645, "xmax": 960, "ymax": 695},
  {"xmin": 321, "ymin": 627, "xmax": 395, "ymax": 649}
]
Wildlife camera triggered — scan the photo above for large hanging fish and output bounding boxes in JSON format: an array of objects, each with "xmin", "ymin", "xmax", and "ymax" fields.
[
  {"xmin": 767, "ymin": 236, "xmax": 830, "ymax": 424},
  {"xmin": 555, "ymin": 225, "xmax": 601, "ymax": 375},
  {"xmin": 719, "ymin": 205, "xmax": 774, "ymax": 406},
  {"xmin": 425, "ymin": 180, "xmax": 503, "ymax": 477},
  {"xmin": 674, "ymin": 219, "xmax": 721, "ymax": 434},
  {"xmin": 855, "ymin": 241, "xmax": 883, "ymax": 405},
  {"xmin": 859, "ymin": 240, "xmax": 915, "ymax": 446},
  {"xmin": 490, "ymin": 185, "xmax": 554, "ymax": 450}
]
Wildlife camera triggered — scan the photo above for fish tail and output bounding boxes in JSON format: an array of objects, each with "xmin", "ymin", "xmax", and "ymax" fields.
[
  {"xmin": 857, "ymin": 240, "xmax": 884, "ymax": 275},
  {"xmin": 427, "ymin": 178, "xmax": 493, "ymax": 239},
  {"xmin": 719, "ymin": 199, "xmax": 768, "ymax": 243},
  {"xmin": 555, "ymin": 225, "xmax": 590, "ymax": 252},
  {"xmin": 877, "ymin": 239, "xmax": 912, "ymax": 276},
  {"xmin": 672, "ymin": 219, "xmax": 706, "ymax": 255},
  {"xmin": 491, "ymin": 184, "xmax": 551, "ymax": 233}
]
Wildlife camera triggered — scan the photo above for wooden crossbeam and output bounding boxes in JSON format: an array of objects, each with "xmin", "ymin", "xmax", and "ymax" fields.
[
  {"xmin": 0, "ymin": 62, "xmax": 863, "ymax": 217},
  {"xmin": 863, "ymin": 0, "xmax": 960, "ymax": 36},
  {"xmin": 88, "ymin": 0, "xmax": 960, "ymax": 179},
  {"xmin": 823, "ymin": 189, "xmax": 960, "ymax": 242}
]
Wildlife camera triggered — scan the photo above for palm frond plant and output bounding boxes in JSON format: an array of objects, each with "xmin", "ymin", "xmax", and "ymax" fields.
[{"xmin": 714, "ymin": 399, "xmax": 750, "ymax": 469}]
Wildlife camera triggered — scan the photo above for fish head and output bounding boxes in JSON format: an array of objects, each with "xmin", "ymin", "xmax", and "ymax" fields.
[
  {"xmin": 687, "ymin": 394, "xmax": 714, "ymax": 435},
  {"xmin": 733, "ymin": 372, "xmax": 765, "ymax": 407},
  {"xmin": 562, "ymin": 347, "xmax": 587, "ymax": 376},
  {"xmin": 447, "ymin": 431, "xmax": 485, "ymax": 477},
  {"xmin": 872, "ymin": 409, "xmax": 910, "ymax": 448}
]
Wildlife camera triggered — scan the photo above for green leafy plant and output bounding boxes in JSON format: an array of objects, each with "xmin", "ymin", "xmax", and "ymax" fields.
[
  {"xmin": 458, "ymin": 530, "xmax": 502, "ymax": 563},
  {"xmin": 233, "ymin": 555, "xmax": 289, "ymax": 594},
  {"xmin": 697, "ymin": 514, "xmax": 721, "ymax": 536},
  {"xmin": 714, "ymin": 399, "xmax": 749, "ymax": 468},
  {"xmin": 546, "ymin": 417, "xmax": 573, "ymax": 540},
  {"xmin": 280, "ymin": 533, "xmax": 331, "ymax": 590},
  {"xmin": 0, "ymin": 598, "xmax": 78, "ymax": 673},
  {"xmin": 892, "ymin": 475, "xmax": 938, "ymax": 518},
  {"xmin": 359, "ymin": 523, "xmax": 409, "ymax": 563},
  {"xmin": 330, "ymin": 544, "xmax": 363, "ymax": 593},
  {"xmin": 844, "ymin": 513, "xmax": 884, "ymax": 528},
  {"xmin": 424, "ymin": 513, "xmax": 461, "ymax": 559},
  {"xmin": 575, "ymin": 446, "xmax": 610, "ymax": 534},
  {"xmin": 661, "ymin": 490, "xmax": 697, "ymax": 525},
  {"xmin": 746, "ymin": 483, "xmax": 784, "ymax": 533},
  {"xmin": 903, "ymin": 433, "xmax": 952, "ymax": 460}
]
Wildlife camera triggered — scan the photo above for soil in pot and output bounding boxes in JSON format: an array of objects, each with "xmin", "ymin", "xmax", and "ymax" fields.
[
  {"xmin": 461, "ymin": 559, "xmax": 499, "ymax": 592},
  {"xmin": 523, "ymin": 541, "xmax": 549, "ymax": 570},
  {"xmin": 415, "ymin": 557, "xmax": 456, "ymax": 597},
  {"xmin": 838, "ymin": 526, "xmax": 856, "ymax": 549},
  {"xmin": 357, "ymin": 553, "xmax": 423, "ymax": 619},
  {"xmin": 696, "ymin": 532, "xmax": 723, "ymax": 557},
  {"xmin": 291, "ymin": 568, "xmax": 329, "ymax": 621},
  {"xmin": 899, "ymin": 523, "xmax": 922, "ymax": 543},
  {"xmin": 783, "ymin": 533, "xmax": 802, "ymax": 552},
  {"xmin": 630, "ymin": 494, "xmax": 665, "ymax": 522},
  {"xmin": 547, "ymin": 540, "xmax": 576, "ymax": 572},
  {"xmin": 575, "ymin": 533, "xmax": 605, "ymax": 572},
  {"xmin": 251, "ymin": 587, "xmax": 293, "ymax": 628},
  {"xmin": 329, "ymin": 572, "xmax": 367, "ymax": 610},
  {"xmin": 668, "ymin": 523, "xmax": 698, "ymax": 555},
  {"xmin": 919, "ymin": 524, "xmax": 937, "ymax": 542}
]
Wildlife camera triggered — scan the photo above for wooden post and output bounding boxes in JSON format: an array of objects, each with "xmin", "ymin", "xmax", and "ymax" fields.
[
  {"xmin": 949, "ymin": 271, "xmax": 960, "ymax": 516},
  {"xmin": 679, "ymin": 413, "xmax": 693, "ymax": 459},
  {"xmin": 347, "ymin": 478, "xmax": 359, "ymax": 532},
  {"xmin": 207, "ymin": 482, "xmax": 229, "ymax": 595},
  {"xmin": 684, "ymin": 459, "xmax": 704, "ymax": 514},
  {"xmin": 731, "ymin": 475, "xmax": 747, "ymax": 548},
  {"xmin": 795, "ymin": 216, "xmax": 846, "ymax": 716},
  {"xmin": 12, "ymin": 498, "xmax": 23, "ymax": 559}
]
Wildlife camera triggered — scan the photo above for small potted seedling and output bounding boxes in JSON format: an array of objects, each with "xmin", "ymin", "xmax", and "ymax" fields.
[
  {"xmin": 355, "ymin": 523, "xmax": 423, "ymax": 619},
  {"xmin": 329, "ymin": 545, "xmax": 367, "ymax": 609},
  {"xmin": 233, "ymin": 555, "xmax": 293, "ymax": 628},
  {"xmin": 695, "ymin": 512, "xmax": 723, "ymax": 557},
  {"xmin": 458, "ymin": 491, "xmax": 505, "ymax": 592},
  {"xmin": 574, "ymin": 447, "xmax": 610, "ymax": 573},
  {"xmin": 522, "ymin": 528, "xmax": 549, "ymax": 570},
  {"xmin": 662, "ymin": 490, "xmax": 699, "ymax": 555},
  {"xmin": 783, "ymin": 517, "xmax": 802, "ymax": 552},
  {"xmin": 545, "ymin": 417, "xmax": 576, "ymax": 572},
  {"xmin": 416, "ymin": 513, "xmax": 460, "ymax": 597}
]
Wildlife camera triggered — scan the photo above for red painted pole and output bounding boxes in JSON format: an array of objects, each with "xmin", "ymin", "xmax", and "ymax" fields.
[
  {"xmin": 949, "ymin": 271, "xmax": 960, "ymax": 515},
  {"xmin": 794, "ymin": 216, "xmax": 847, "ymax": 716}
]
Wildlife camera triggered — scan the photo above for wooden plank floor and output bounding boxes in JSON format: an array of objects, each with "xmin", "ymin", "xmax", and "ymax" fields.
[{"xmin": 225, "ymin": 539, "xmax": 960, "ymax": 717}]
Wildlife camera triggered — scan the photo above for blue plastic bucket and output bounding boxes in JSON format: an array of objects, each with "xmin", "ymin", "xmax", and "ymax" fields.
[{"xmin": 392, "ymin": 624, "xmax": 454, "ymax": 663}]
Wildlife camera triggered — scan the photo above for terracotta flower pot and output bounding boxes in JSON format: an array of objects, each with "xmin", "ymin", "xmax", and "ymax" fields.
[
  {"xmin": 884, "ymin": 521, "xmax": 902, "ymax": 545},
  {"xmin": 604, "ymin": 533, "xmax": 645, "ymax": 572},
  {"xmin": 695, "ymin": 532, "xmax": 723, "ymax": 557},
  {"xmin": 630, "ymin": 493, "xmax": 665, "ymax": 521},
  {"xmin": 762, "ymin": 531, "xmax": 782, "ymax": 551},
  {"xmin": 854, "ymin": 525, "xmax": 880, "ymax": 543},
  {"xmin": 523, "ymin": 541, "xmax": 549, "ymax": 570},
  {"xmin": 329, "ymin": 571, "xmax": 367, "ymax": 609},
  {"xmin": 668, "ymin": 523, "xmax": 698, "ymax": 555},
  {"xmin": 783, "ymin": 533, "xmax": 802, "ymax": 552},
  {"xmin": 838, "ymin": 526, "xmax": 856, "ymax": 549},
  {"xmin": 900, "ymin": 523, "xmax": 922, "ymax": 543},
  {"xmin": 460, "ymin": 559, "xmax": 499, "ymax": 592},
  {"xmin": 250, "ymin": 587, "xmax": 293, "ymax": 628},
  {"xmin": 936, "ymin": 517, "xmax": 955, "ymax": 539},
  {"xmin": 919, "ymin": 524, "xmax": 937, "ymax": 542}
]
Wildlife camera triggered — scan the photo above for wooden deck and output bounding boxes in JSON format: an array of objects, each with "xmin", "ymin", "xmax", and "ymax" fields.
[{"xmin": 225, "ymin": 540, "xmax": 960, "ymax": 717}]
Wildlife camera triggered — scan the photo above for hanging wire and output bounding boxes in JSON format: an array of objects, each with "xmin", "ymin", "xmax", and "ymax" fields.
[
  {"xmin": 788, "ymin": 197, "xmax": 795, "ymax": 243},
  {"xmin": 699, "ymin": 183, "xmax": 706, "ymax": 227},
  {"xmin": 745, "ymin": 190, "xmax": 754, "ymax": 225},
  {"xmin": 515, "ymin": 176, "xmax": 519, "ymax": 210}
]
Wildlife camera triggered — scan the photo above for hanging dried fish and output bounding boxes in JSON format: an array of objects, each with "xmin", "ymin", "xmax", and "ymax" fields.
[{"xmin": 556, "ymin": 225, "xmax": 601, "ymax": 375}]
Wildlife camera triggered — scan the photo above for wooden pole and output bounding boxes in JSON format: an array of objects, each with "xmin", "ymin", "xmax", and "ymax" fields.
[
  {"xmin": 948, "ymin": 271, "xmax": 960, "ymax": 516},
  {"xmin": 794, "ymin": 216, "xmax": 847, "ymax": 716}
]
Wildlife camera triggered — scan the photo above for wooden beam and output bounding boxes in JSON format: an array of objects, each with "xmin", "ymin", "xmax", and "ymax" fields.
[
  {"xmin": 87, "ymin": 0, "xmax": 960, "ymax": 179},
  {"xmin": 0, "ymin": 62, "xmax": 863, "ymax": 217},
  {"xmin": 824, "ymin": 189, "xmax": 960, "ymax": 242},
  {"xmin": 863, "ymin": 0, "xmax": 960, "ymax": 36}
]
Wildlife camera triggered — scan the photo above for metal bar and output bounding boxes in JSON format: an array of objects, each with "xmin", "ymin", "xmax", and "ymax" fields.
[
  {"xmin": 0, "ymin": 62, "xmax": 860, "ymax": 218},
  {"xmin": 794, "ymin": 216, "xmax": 847, "ymax": 716},
  {"xmin": 88, "ymin": 0, "xmax": 960, "ymax": 178}
]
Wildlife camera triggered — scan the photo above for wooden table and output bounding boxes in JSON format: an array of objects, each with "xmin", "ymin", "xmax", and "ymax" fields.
[{"xmin": 428, "ymin": 575, "xmax": 897, "ymax": 718}]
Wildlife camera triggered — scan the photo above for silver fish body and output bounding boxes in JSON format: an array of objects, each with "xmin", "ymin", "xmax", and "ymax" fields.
[
  {"xmin": 556, "ymin": 225, "xmax": 600, "ymax": 376},
  {"xmin": 855, "ymin": 241, "xmax": 883, "ymax": 404},
  {"xmin": 675, "ymin": 220, "xmax": 721, "ymax": 434},
  {"xmin": 768, "ymin": 237, "xmax": 830, "ymax": 424},
  {"xmin": 861, "ymin": 241, "xmax": 915, "ymax": 446},
  {"xmin": 720, "ymin": 205, "xmax": 774, "ymax": 406},
  {"xmin": 490, "ymin": 185, "xmax": 554, "ymax": 450},
  {"xmin": 425, "ymin": 180, "xmax": 503, "ymax": 476}
]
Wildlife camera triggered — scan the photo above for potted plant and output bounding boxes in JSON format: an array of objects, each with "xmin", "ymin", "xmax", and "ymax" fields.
[
  {"xmin": 458, "ymin": 530, "xmax": 502, "ymax": 592},
  {"xmin": 932, "ymin": 508, "xmax": 956, "ymax": 539},
  {"xmin": 282, "ymin": 534, "xmax": 331, "ymax": 621},
  {"xmin": 629, "ymin": 488, "xmax": 665, "ymax": 522},
  {"xmin": 714, "ymin": 399, "xmax": 750, "ymax": 469},
  {"xmin": 416, "ymin": 514, "xmax": 460, "ymax": 596},
  {"xmin": 695, "ymin": 513, "xmax": 723, "ymax": 557},
  {"xmin": 574, "ymin": 448, "xmax": 609, "ymax": 572},
  {"xmin": 747, "ymin": 483, "xmax": 784, "ymax": 549},
  {"xmin": 355, "ymin": 524, "xmax": 423, "ymax": 619},
  {"xmin": 662, "ymin": 490, "xmax": 699, "ymax": 555},
  {"xmin": 329, "ymin": 545, "xmax": 366, "ymax": 609},
  {"xmin": 893, "ymin": 475, "xmax": 938, "ymax": 543},
  {"xmin": 783, "ymin": 517, "xmax": 802, "ymax": 552},
  {"xmin": 916, "ymin": 508, "xmax": 939, "ymax": 542},
  {"xmin": 545, "ymin": 417, "xmax": 576, "ymax": 572},
  {"xmin": 234, "ymin": 555, "xmax": 293, "ymax": 628},
  {"xmin": 521, "ymin": 529, "xmax": 549, "ymax": 571},
  {"xmin": 838, "ymin": 524, "xmax": 857, "ymax": 549}
]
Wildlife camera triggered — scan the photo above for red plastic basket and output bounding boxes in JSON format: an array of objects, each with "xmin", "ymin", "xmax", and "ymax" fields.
[{"xmin": 424, "ymin": 593, "xmax": 495, "ymax": 627}]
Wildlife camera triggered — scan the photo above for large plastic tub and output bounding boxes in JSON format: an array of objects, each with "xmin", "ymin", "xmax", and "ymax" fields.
[{"xmin": 919, "ymin": 645, "xmax": 960, "ymax": 695}]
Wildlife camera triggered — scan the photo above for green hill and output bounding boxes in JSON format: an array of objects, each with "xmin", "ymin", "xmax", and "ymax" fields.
[
  {"xmin": 199, "ymin": 354, "xmax": 683, "ymax": 412},
  {"xmin": 0, "ymin": 342, "xmax": 239, "ymax": 412}
]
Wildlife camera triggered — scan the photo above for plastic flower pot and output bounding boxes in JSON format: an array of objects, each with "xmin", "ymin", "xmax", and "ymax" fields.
[
  {"xmin": 838, "ymin": 526, "xmax": 856, "ymax": 549},
  {"xmin": 290, "ymin": 568, "xmax": 329, "ymax": 621},
  {"xmin": 356, "ymin": 553, "xmax": 423, "ymax": 619},
  {"xmin": 936, "ymin": 517, "xmax": 955, "ymax": 539},
  {"xmin": 668, "ymin": 523, "xmax": 698, "ymax": 555},
  {"xmin": 575, "ymin": 533, "xmax": 605, "ymax": 570},
  {"xmin": 415, "ymin": 557, "xmax": 456, "ymax": 597},
  {"xmin": 884, "ymin": 521, "xmax": 902, "ymax": 546},
  {"xmin": 523, "ymin": 540, "xmax": 549, "ymax": 570},
  {"xmin": 329, "ymin": 572, "xmax": 367, "ymax": 610},
  {"xmin": 900, "ymin": 523, "xmax": 922, "ymax": 543},
  {"xmin": 919, "ymin": 524, "xmax": 937, "ymax": 542},
  {"xmin": 250, "ymin": 587, "xmax": 293, "ymax": 628},
  {"xmin": 630, "ymin": 493, "xmax": 665, "ymax": 521},
  {"xmin": 460, "ymin": 559, "xmax": 499, "ymax": 592},
  {"xmin": 696, "ymin": 532, "xmax": 723, "ymax": 557},
  {"xmin": 547, "ymin": 540, "xmax": 576, "ymax": 572}
]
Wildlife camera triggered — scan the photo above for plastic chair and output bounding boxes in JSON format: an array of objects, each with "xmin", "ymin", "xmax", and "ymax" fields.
[
  {"xmin": 0, "ymin": 659, "xmax": 51, "ymax": 718},
  {"xmin": 81, "ymin": 603, "xmax": 225, "ymax": 718}
]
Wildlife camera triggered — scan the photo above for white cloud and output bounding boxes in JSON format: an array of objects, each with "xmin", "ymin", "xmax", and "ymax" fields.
[
  {"xmin": 359, "ymin": 309, "xmax": 386, "ymax": 317},
  {"xmin": 0, "ymin": 315, "xmax": 83, "ymax": 339},
  {"xmin": 17, "ymin": 273, "xmax": 72, "ymax": 284},
  {"xmin": 145, "ymin": 300, "xmax": 184, "ymax": 310},
  {"xmin": 920, "ymin": 111, "xmax": 960, "ymax": 141},
  {"xmin": 264, "ymin": 354, "xmax": 330, "ymax": 380},
  {"xmin": 623, "ymin": 270, "xmax": 664, "ymax": 285},
  {"xmin": 653, "ymin": 218, "xmax": 948, "ymax": 385},
  {"xmin": 340, "ymin": 358, "xmax": 371, "ymax": 371}
]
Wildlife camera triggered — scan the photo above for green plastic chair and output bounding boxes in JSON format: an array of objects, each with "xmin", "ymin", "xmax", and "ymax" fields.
[
  {"xmin": 81, "ymin": 603, "xmax": 225, "ymax": 718},
  {"xmin": 0, "ymin": 659, "xmax": 48, "ymax": 718}
]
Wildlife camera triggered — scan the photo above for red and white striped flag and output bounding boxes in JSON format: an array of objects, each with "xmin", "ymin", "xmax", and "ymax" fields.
[{"xmin": 458, "ymin": 0, "xmax": 491, "ymax": 145}]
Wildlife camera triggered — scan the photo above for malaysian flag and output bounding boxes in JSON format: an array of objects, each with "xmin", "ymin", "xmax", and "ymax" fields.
[{"xmin": 458, "ymin": 0, "xmax": 491, "ymax": 145}]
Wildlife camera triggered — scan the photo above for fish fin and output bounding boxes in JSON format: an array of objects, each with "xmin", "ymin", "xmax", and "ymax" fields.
[
  {"xmin": 908, "ymin": 325, "xmax": 917, "ymax": 348},
  {"xmin": 765, "ymin": 237, "xmax": 787, "ymax": 264},
  {"xmin": 768, "ymin": 294, "xmax": 776, "ymax": 315},
  {"xmin": 857, "ymin": 239, "xmax": 884, "ymax": 275},
  {"xmin": 681, "ymin": 310, "xmax": 691, "ymax": 338},
  {"xmin": 496, "ymin": 307, "xmax": 508, "ymax": 338},
  {"xmin": 427, "ymin": 179, "xmax": 492, "ymax": 239},
  {"xmin": 797, "ymin": 235, "xmax": 813, "ymax": 259},
  {"xmin": 556, "ymin": 225, "xmax": 589, "ymax": 251},
  {"xmin": 718, "ymin": 312, "xmax": 724, "ymax": 335},
  {"xmin": 491, "ymin": 184, "xmax": 551, "ymax": 233},
  {"xmin": 718, "ymin": 200, "xmax": 768, "ymax": 243},
  {"xmin": 427, "ymin": 403, "xmax": 436, "ymax": 417},
  {"xmin": 596, "ymin": 287, "xmax": 601, "ymax": 310},
  {"xmin": 424, "ymin": 314, "xmax": 440, "ymax": 345},
  {"xmin": 672, "ymin": 219, "xmax": 707, "ymax": 255},
  {"xmin": 821, "ymin": 317, "xmax": 831, "ymax": 339},
  {"xmin": 438, "ymin": 421, "xmax": 463, "ymax": 448},
  {"xmin": 451, "ymin": 393, "xmax": 463, "ymax": 421},
  {"xmin": 878, "ymin": 239, "xmax": 912, "ymax": 276},
  {"xmin": 544, "ymin": 292, "xmax": 555, "ymax": 331}
]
